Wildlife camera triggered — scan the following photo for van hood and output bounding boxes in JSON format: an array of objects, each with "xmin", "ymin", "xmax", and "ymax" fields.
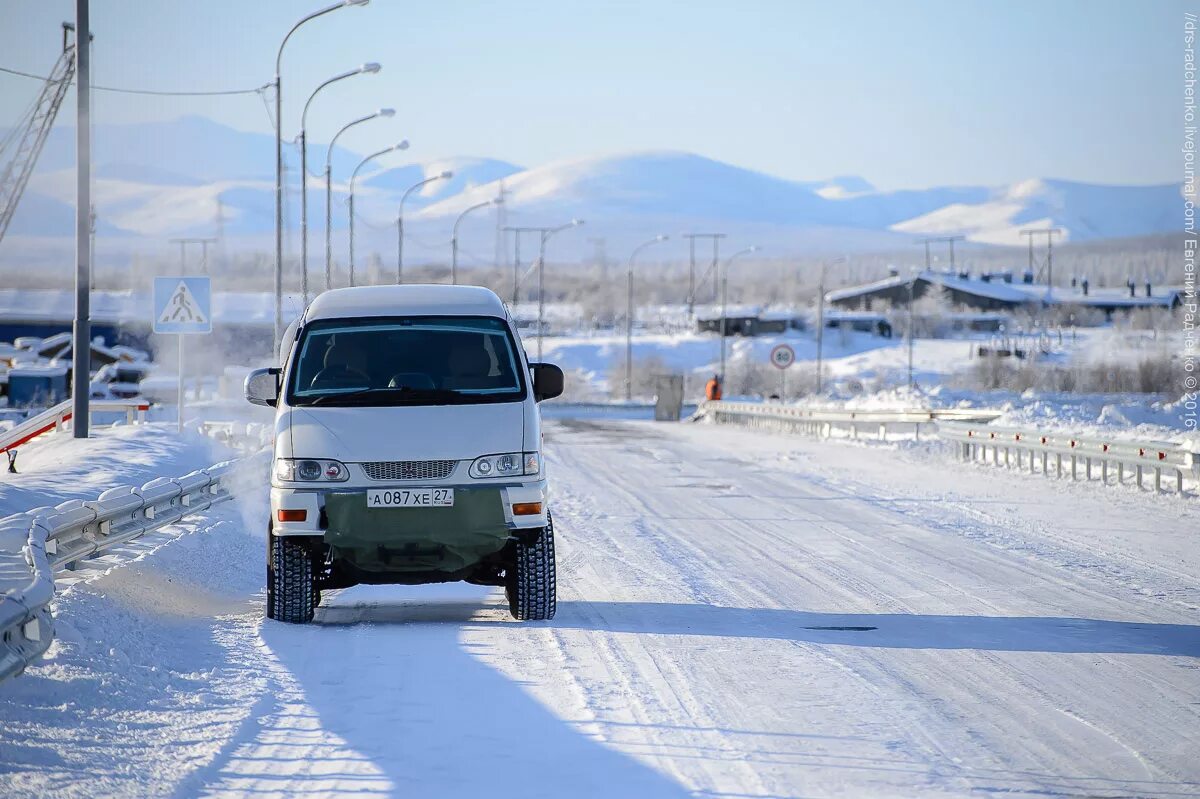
[{"xmin": 282, "ymin": 402, "xmax": 526, "ymax": 462}]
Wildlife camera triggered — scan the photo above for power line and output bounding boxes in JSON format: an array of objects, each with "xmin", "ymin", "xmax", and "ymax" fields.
[
  {"xmin": 0, "ymin": 64, "xmax": 268, "ymax": 96},
  {"xmin": 0, "ymin": 66, "xmax": 47, "ymax": 81}
]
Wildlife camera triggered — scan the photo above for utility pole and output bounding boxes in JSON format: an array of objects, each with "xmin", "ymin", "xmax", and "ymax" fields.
[
  {"xmin": 587, "ymin": 237, "xmax": 608, "ymax": 282},
  {"xmin": 72, "ymin": 1, "xmax": 90, "ymax": 438},
  {"xmin": 214, "ymin": 197, "xmax": 226, "ymax": 276},
  {"xmin": 814, "ymin": 256, "xmax": 846, "ymax": 395},
  {"xmin": 506, "ymin": 222, "xmax": 583, "ymax": 359},
  {"xmin": 683, "ymin": 232, "xmax": 725, "ymax": 315},
  {"xmin": 920, "ymin": 236, "xmax": 964, "ymax": 271},
  {"xmin": 169, "ymin": 238, "xmax": 219, "ymax": 274},
  {"xmin": 907, "ymin": 273, "xmax": 916, "ymax": 391},
  {"xmin": 493, "ymin": 182, "xmax": 508, "ymax": 273},
  {"xmin": 1020, "ymin": 228, "xmax": 1063, "ymax": 289}
]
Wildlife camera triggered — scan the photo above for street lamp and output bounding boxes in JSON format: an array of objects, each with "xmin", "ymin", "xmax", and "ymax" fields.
[
  {"xmin": 625, "ymin": 235, "xmax": 669, "ymax": 401},
  {"xmin": 298, "ymin": 62, "xmax": 380, "ymax": 304},
  {"xmin": 451, "ymin": 198, "xmax": 501, "ymax": 285},
  {"xmin": 814, "ymin": 255, "xmax": 847, "ymax": 394},
  {"xmin": 536, "ymin": 219, "xmax": 583, "ymax": 361},
  {"xmin": 273, "ymin": 0, "xmax": 370, "ymax": 352},
  {"xmin": 397, "ymin": 170, "xmax": 452, "ymax": 283},
  {"xmin": 718, "ymin": 246, "xmax": 758, "ymax": 384},
  {"xmin": 907, "ymin": 267, "xmax": 920, "ymax": 392},
  {"xmin": 349, "ymin": 140, "xmax": 409, "ymax": 286},
  {"xmin": 324, "ymin": 108, "xmax": 393, "ymax": 289},
  {"xmin": 502, "ymin": 227, "xmax": 534, "ymax": 306}
]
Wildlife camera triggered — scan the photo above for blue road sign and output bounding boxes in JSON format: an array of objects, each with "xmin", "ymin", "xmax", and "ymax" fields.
[{"xmin": 153, "ymin": 276, "xmax": 212, "ymax": 334}]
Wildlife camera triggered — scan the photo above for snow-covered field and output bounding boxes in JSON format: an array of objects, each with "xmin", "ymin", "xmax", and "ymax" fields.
[
  {"xmin": 539, "ymin": 328, "xmax": 976, "ymax": 395},
  {"xmin": 539, "ymin": 325, "xmax": 1193, "ymax": 444},
  {"xmin": 1, "ymin": 415, "xmax": 1196, "ymax": 798}
]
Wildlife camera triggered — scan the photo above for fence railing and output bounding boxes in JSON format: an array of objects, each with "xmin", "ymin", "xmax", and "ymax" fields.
[
  {"xmin": 1, "ymin": 399, "xmax": 150, "ymax": 462},
  {"xmin": 700, "ymin": 400, "xmax": 1003, "ymax": 441},
  {"xmin": 698, "ymin": 401, "xmax": 1197, "ymax": 497},
  {"xmin": 0, "ymin": 451, "xmax": 269, "ymax": 683},
  {"xmin": 937, "ymin": 421, "xmax": 1199, "ymax": 495}
]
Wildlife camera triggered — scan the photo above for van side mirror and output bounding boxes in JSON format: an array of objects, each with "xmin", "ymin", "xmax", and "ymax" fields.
[
  {"xmin": 245, "ymin": 367, "xmax": 281, "ymax": 407},
  {"xmin": 530, "ymin": 362, "xmax": 564, "ymax": 402}
]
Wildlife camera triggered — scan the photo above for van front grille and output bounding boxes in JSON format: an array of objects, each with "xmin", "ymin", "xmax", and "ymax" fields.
[{"xmin": 361, "ymin": 460, "xmax": 457, "ymax": 481}]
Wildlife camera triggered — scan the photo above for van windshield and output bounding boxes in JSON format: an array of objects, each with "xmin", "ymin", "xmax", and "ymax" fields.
[{"xmin": 287, "ymin": 316, "xmax": 526, "ymax": 407}]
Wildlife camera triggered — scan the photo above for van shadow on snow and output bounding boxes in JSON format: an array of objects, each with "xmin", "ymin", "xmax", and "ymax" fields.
[
  {"xmin": 546, "ymin": 601, "xmax": 1200, "ymax": 658},
  {"xmin": 248, "ymin": 585, "xmax": 695, "ymax": 798},
  {"xmin": 313, "ymin": 595, "xmax": 1200, "ymax": 658}
]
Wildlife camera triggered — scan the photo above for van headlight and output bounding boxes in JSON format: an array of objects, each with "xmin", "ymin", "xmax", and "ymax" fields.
[
  {"xmin": 275, "ymin": 458, "xmax": 349, "ymax": 482},
  {"xmin": 469, "ymin": 452, "xmax": 541, "ymax": 479}
]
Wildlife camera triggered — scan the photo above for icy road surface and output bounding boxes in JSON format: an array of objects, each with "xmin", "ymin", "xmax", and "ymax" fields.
[{"xmin": 2, "ymin": 418, "xmax": 1198, "ymax": 798}]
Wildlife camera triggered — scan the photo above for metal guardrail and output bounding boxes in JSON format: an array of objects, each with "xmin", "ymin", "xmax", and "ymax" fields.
[
  {"xmin": 700, "ymin": 400, "xmax": 1003, "ymax": 441},
  {"xmin": 698, "ymin": 401, "xmax": 1197, "ymax": 497},
  {"xmin": 0, "ymin": 451, "xmax": 269, "ymax": 682},
  {"xmin": 937, "ymin": 421, "xmax": 1199, "ymax": 495},
  {"xmin": 1, "ymin": 399, "xmax": 150, "ymax": 460}
]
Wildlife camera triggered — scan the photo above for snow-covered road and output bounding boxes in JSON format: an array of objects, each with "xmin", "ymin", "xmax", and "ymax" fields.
[{"xmin": 2, "ymin": 418, "xmax": 1197, "ymax": 798}]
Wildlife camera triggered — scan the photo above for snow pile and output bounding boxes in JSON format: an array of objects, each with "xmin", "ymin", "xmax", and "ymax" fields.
[{"xmin": 0, "ymin": 424, "xmax": 236, "ymax": 520}]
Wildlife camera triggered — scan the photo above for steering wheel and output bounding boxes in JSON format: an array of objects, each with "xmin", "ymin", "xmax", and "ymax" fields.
[{"xmin": 309, "ymin": 364, "xmax": 370, "ymax": 390}]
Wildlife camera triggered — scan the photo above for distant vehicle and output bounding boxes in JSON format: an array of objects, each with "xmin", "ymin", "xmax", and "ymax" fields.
[{"xmin": 245, "ymin": 285, "xmax": 564, "ymax": 624}]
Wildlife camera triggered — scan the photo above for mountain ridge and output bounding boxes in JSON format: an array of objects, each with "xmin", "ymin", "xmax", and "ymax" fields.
[{"xmin": 0, "ymin": 116, "xmax": 1181, "ymax": 259}]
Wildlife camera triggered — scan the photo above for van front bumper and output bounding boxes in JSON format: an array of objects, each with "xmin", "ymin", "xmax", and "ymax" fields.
[{"xmin": 270, "ymin": 479, "xmax": 549, "ymax": 537}]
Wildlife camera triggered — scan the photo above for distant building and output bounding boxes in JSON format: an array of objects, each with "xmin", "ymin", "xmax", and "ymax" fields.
[
  {"xmin": 695, "ymin": 305, "xmax": 806, "ymax": 336},
  {"xmin": 822, "ymin": 311, "xmax": 892, "ymax": 338},
  {"xmin": 694, "ymin": 307, "xmax": 898, "ymax": 338},
  {"xmin": 826, "ymin": 270, "xmax": 1182, "ymax": 320}
]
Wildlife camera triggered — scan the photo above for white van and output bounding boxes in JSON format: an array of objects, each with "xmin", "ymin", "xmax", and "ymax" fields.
[{"xmin": 244, "ymin": 285, "xmax": 564, "ymax": 624}]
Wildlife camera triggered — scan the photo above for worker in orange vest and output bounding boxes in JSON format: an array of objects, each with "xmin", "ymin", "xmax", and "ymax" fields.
[{"xmin": 705, "ymin": 374, "xmax": 722, "ymax": 401}]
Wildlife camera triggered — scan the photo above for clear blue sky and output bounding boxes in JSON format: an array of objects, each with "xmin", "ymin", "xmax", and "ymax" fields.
[{"xmin": 0, "ymin": 0, "xmax": 1186, "ymax": 190}]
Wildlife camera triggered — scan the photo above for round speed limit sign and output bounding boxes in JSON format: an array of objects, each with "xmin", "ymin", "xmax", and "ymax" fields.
[{"xmin": 770, "ymin": 344, "xmax": 795, "ymax": 370}]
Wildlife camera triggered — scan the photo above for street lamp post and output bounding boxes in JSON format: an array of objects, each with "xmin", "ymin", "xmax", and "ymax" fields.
[
  {"xmin": 451, "ymin": 198, "xmax": 500, "ymax": 285},
  {"xmin": 324, "ymin": 108, "xmax": 394, "ymax": 291},
  {"xmin": 682, "ymin": 232, "xmax": 725, "ymax": 317},
  {"xmin": 273, "ymin": 0, "xmax": 370, "ymax": 352},
  {"xmin": 718, "ymin": 246, "xmax": 758, "ymax": 384},
  {"xmin": 535, "ymin": 220, "xmax": 583, "ymax": 361},
  {"xmin": 502, "ymin": 228, "xmax": 534, "ymax": 305},
  {"xmin": 397, "ymin": 170, "xmax": 452, "ymax": 283},
  {"xmin": 625, "ymin": 235, "xmax": 669, "ymax": 401},
  {"xmin": 299, "ymin": 62, "xmax": 380, "ymax": 304},
  {"xmin": 814, "ymin": 255, "xmax": 847, "ymax": 394},
  {"xmin": 348, "ymin": 141, "xmax": 408, "ymax": 286}
]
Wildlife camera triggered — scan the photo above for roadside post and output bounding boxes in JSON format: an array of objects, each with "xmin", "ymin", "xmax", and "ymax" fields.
[
  {"xmin": 154, "ymin": 277, "xmax": 212, "ymax": 432},
  {"xmin": 770, "ymin": 343, "xmax": 795, "ymax": 399}
]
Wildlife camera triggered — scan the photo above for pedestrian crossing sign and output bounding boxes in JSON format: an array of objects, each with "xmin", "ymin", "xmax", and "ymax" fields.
[{"xmin": 153, "ymin": 276, "xmax": 212, "ymax": 334}]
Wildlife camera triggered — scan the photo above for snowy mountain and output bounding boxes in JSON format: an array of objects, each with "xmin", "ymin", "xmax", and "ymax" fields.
[
  {"xmin": 891, "ymin": 179, "xmax": 1181, "ymax": 246},
  {"xmin": 0, "ymin": 116, "xmax": 1182, "ymax": 261}
]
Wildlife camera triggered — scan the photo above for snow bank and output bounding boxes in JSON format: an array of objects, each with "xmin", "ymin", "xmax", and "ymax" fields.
[{"xmin": 0, "ymin": 424, "xmax": 236, "ymax": 521}]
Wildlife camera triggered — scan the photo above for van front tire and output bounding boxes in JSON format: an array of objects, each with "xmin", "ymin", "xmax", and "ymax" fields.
[
  {"xmin": 268, "ymin": 530, "xmax": 317, "ymax": 624},
  {"xmin": 507, "ymin": 512, "xmax": 557, "ymax": 621}
]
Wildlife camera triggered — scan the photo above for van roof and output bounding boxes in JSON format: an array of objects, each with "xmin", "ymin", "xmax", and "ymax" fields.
[{"xmin": 305, "ymin": 284, "xmax": 508, "ymax": 322}]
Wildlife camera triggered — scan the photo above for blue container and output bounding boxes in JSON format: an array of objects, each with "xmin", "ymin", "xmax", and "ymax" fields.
[{"xmin": 7, "ymin": 366, "xmax": 68, "ymax": 407}]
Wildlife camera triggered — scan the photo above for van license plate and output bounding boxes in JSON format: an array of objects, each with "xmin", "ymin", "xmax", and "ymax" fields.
[{"xmin": 367, "ymin": 488, "xmax": 454, "ymax": 508}]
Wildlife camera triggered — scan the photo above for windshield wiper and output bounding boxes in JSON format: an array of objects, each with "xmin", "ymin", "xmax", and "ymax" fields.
[
  {"xmin": 301, "ymin": 387, "xmax": 371, "ymax": 406},
  {"xmin": 304, "ymin": 385, "xmax": 465, "ymax": 406}
]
